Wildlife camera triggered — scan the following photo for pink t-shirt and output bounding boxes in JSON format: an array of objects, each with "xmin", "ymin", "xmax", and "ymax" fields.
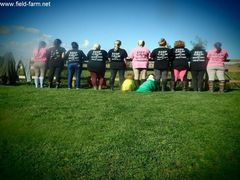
[
  {"xmin": 33, "ymin": 47, "xmax": 48, "ymax": 62},
  {"xmin": 129, "ymin": 47, "xmax": 151, "ymax": 68},
  {"xmin": 207, "ymin": 48, "xmax": 228, "ymax": 67}
]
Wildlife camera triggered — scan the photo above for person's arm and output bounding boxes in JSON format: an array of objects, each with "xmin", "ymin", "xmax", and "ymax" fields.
[
  {"xmin": 206, "ymin": 50, "xmax": 211, "ymax": 61},
  {"xmin": 65, "ymin": 51, "xmax": 69, "ymax": 61},
  {"xmin": 123, "ymin": 50, "xmax": 128, "ymax": 67},
  {"xmin": 61, "ymin": 48, "xmax": 66, "ymax": 60},
  {"xmin": 108, "ymin": 50, "xmax": 111, "ymax": 63},
  {"xmin": 225, "ymin": 51, "xmax": 229, "ymax": 61},
  {"xmin": 80, "ymin": 50, "xmax": 87, "ymax": 63},
  {"xmin": 148, "ymin": 49, "xmax": 152, "ymax": 60},
  {"xmin": 87, "ymin": 50, "xmax": 92, "ymax": 61}
]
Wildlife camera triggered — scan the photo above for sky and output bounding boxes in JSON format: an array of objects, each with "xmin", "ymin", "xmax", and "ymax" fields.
[{"xmin": 0, "ymin": 0, "xmax": 240, "ymax": 59}]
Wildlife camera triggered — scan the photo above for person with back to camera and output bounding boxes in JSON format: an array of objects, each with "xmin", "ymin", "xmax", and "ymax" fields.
[
  {"xmin": 32, "ymin": 41, "xmax": 47, "ymax": 88},
  {"xmin": 87, "ymin": 43, "xmax": 108, "ymax": 90},
  {"xmin": 190, "ymin": 43, "xmax": 207, "ymax": 92},
  {"xmin": 65, "ymin": 42, "xmax": 87, "ymax": 90},
  {"xmin": 108, "ymin": 40, "xmax": 128, "ymax": 90},
  {"xmin": 207, "ymin": 42, "xmax": 228, "ymax": 92},
  {"xmin": 151, "ymin": 38, "xmax": 172, "ymax": 91},
  {"xmin": 136, "ymin": 74, "xmax": 156, "ymax": 93},
  {"xmin": 121, "ymin": 73, "xmax": 135, "ymax": 92},
  {"xmin": 129, "ymin": 40, "xmax": 151, "ymax": 88},
  {"xmin": 171, "ymin": 40, "xmax": 190, "ymax": 91},
  {"xmin": 47, "ymin": 39, "xmax": 66, "ymax": 88}
]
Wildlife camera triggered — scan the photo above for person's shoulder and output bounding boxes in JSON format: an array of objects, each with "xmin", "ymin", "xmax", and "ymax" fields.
[
  {"xmin": 221, "ymin": 49, "xmax": 228, "ymax": 54},
  {"xmin": 108, "ymin": 48, "xmax": 114, "ymax": 53},
  {"xmin": 207, "ymin": 49, "xmax": 215, "ymax": 54},
  {"xmin": 144, "ymin": 47, "xmax": 151, "ymax": 52},
  {"xmin": 119, "ymin": 48, "xmax": 127, "ymax": 52},
  {"xmin": 152, "ymin": 48, "xmax": 159, "ymax": 52},
  {"xmin": 101, "ymin": 49, "xmax": 108, "ymax": 54},
  {"xmin": 60, "ymin": 47, "xmax": 66, "ymax": 52},
  {"xmin": 77, "ymin": 49, "xmax": 84, "ymax": 53},
  {"xmin": 48, "ymin": 47, "xmax": 54, "ymax": 51}
]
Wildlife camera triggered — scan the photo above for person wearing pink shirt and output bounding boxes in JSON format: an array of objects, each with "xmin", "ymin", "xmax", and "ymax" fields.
[
  {"xmin": 32, "ymin": 41, "xmax": 47, "ymax": 88},
  {"xmin": 207, "ymin": 42, "xmax": 228, "ymax": 92},
  {"xmin": 129, "ymin": 40, "xmax": 151, "ymax": 88}
]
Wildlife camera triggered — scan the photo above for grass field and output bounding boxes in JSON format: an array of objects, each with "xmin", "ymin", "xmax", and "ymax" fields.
[{"xmin": 0, "ymin": 85, "xmax": 240, "ymax": 179}]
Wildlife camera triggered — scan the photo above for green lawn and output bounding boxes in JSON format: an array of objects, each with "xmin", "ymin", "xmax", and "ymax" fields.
[{"xmin": 0, "ymin": 85, "xmax": 240, "ymax": 179}]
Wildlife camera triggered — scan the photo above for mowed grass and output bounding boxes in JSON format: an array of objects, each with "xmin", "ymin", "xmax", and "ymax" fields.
[{"xmin": 0, "ymin": 85, "xmax": 240, "ymax": 179}]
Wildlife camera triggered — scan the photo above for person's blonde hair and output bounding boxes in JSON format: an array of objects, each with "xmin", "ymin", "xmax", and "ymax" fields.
[
  {"xmin": 159, "ymin": 38, "xmax": 166, "ymax": 46},
  {"xmin": 138, "ymin": 40, "xmax": 145, "ymax": 46},
  {"xmin": 126, "ymin": 73, "xmax": 134, "ymax": 80},
  {"xmin": 174, "ymin": 40, "xmax": 185, "ymax": 48},
  {"xmin": 93, "ymin": 43, "xmax": 101, "ymax": 50}
]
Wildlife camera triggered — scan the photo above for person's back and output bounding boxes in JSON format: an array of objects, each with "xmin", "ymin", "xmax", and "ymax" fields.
[
  {"xmin": 33, "ymin": 47, "xmax": 47, "ymax": 62},
  {"xmin": 190, "ymin": 48, "xmax": 207, "ymax": 71},
  {"xmin": 130, "ymin": 46, "xmax": 151, "ymax": 68},
  {"xmin": 87, "ymin": 49, "xmax": 108, "ymax": 73},
  {"xmin": 207, "ymin": 48, "xmax": 228, "ymax": 67},
  {"xmin": 172, "ymin": 47, "xmax": 190, "ymax": 70},
  {"xmin": 48, "ymin": 46, "xmax": 66, "ymax": 66},
  {"xmin": 121, "ymin": 73, "xmax": 135, "ymax": 92},
  {"xmin": 122, "ymin": 79, "xmax": 135, "ymax": 92},
  {"xmin": 136, "ymin": 75, "xmax": 156, "ymax": 92}
]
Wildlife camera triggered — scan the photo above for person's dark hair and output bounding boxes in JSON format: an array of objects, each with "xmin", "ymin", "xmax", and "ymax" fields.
[
  {"xmin": 37, "ymin": 41, "xmax": 46, "ymax": 53},
  {"xmin": 115, "ymin": 40, "xmax": 122, "ymax": 46},
  {"xmin": 214, "ymin": 42, "xmax": 222, "ymax": 49},
  {"xmin": 193, "ymin": 43, "xmax": 204, "ymax": 50},
  {"xmin": 39, "ymin": 41, "xmax": 46, "ymax": 49},
  {"xmin": 71, "ymin": 42, "xmax": 79, "ymax": 49},
  {"xmin": 54, "ymin": 39, "xmax": 62, "ymax": 47}
]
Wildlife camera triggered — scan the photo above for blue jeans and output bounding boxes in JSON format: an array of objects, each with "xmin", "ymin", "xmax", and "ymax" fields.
[{"xmin": 68, "ymin": 63, "xmax": 82, "ymax": 88}]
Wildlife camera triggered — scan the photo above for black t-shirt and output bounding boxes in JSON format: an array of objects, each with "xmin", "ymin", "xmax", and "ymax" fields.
[
  {"xmin": 87, "ymin": 50, "xmax": 108, "ymax": 73},
  {"xmin": 65, "ymin": 49, "xmax": 87, "ymax": 64},
  {"xmin": 151, "ymin": 47, "xmax": 171, "ymax": 70},
  {"xmin": 190, "ymin": 49, "xmax": 207, "ymax": 71},
  {"xmin": 172, "ymin": 48, "xmax": 190, "ymax": 70},
  {"xmin": 47, "ymin": 47, "xmax": 66, "ymax": 67},
  {"xmin": 108, "ymin": 48, "xmax": 128, "ymax": 69}
]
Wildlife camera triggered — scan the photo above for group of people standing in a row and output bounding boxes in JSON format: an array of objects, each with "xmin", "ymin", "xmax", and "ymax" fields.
[{"xmin": 32, "ymin": 38, "xmax": 228, "ymax": 92}]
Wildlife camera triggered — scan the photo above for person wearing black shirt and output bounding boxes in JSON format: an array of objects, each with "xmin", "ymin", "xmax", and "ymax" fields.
[
  {"xmin": 190, "ymin": 44, "xmax": 207, "ymax": 91},
  {"xmin": 65, "ymin": 42, "xmax": 87, "ymax": 89},
  {"xmin": 87, "ymin": 44, "xmax": 108, "ymax": 90},
  {"xmin": 171, "ymin": 40, "xmax": 190, "ymax": 91},
  {"xmin": 108, "ymin": 40, "xmax": 128, "ymax": 90},
  {"xmin": 47, "ymin": 39, "xmax": 66, "ymax": 88},
  {"xmin": 151, "ymin": 38, "xmax": 171, "ymax": 91}
]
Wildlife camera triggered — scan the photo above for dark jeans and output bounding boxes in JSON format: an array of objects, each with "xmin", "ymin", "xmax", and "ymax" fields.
[
  {"xmin": 68, "ymin": 63, "xmax": 82, "ymax": 88},
  {"xmin": 154, "ymin": 69, "xmax": 168, "ymax": 90},
  {"xmin": 48, "ymin": 64, "xmax": 63, "ymax": 84},
  {"xmin": 154, "ymin": 69, "xmax": 168, "ymax": 81},
  {"xmin": 110, "ymin": 69, "xmax": 125, "ymax": 87},
  {"xmin": 90, "ymin": 71, "xmax": 105, "ymax": 87},
  {"xmin": 191, "ymin": 70, "xmax": 205, "ymax": 91}
]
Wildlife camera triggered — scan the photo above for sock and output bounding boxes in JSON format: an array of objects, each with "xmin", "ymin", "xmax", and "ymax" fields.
[
  {"xmin": 34, "ymin": 77, "xmax": 39, "ymax": 88},
  {"xmin": 39, "ymin": 77, "xmax": 44, "ymax": 88}
]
